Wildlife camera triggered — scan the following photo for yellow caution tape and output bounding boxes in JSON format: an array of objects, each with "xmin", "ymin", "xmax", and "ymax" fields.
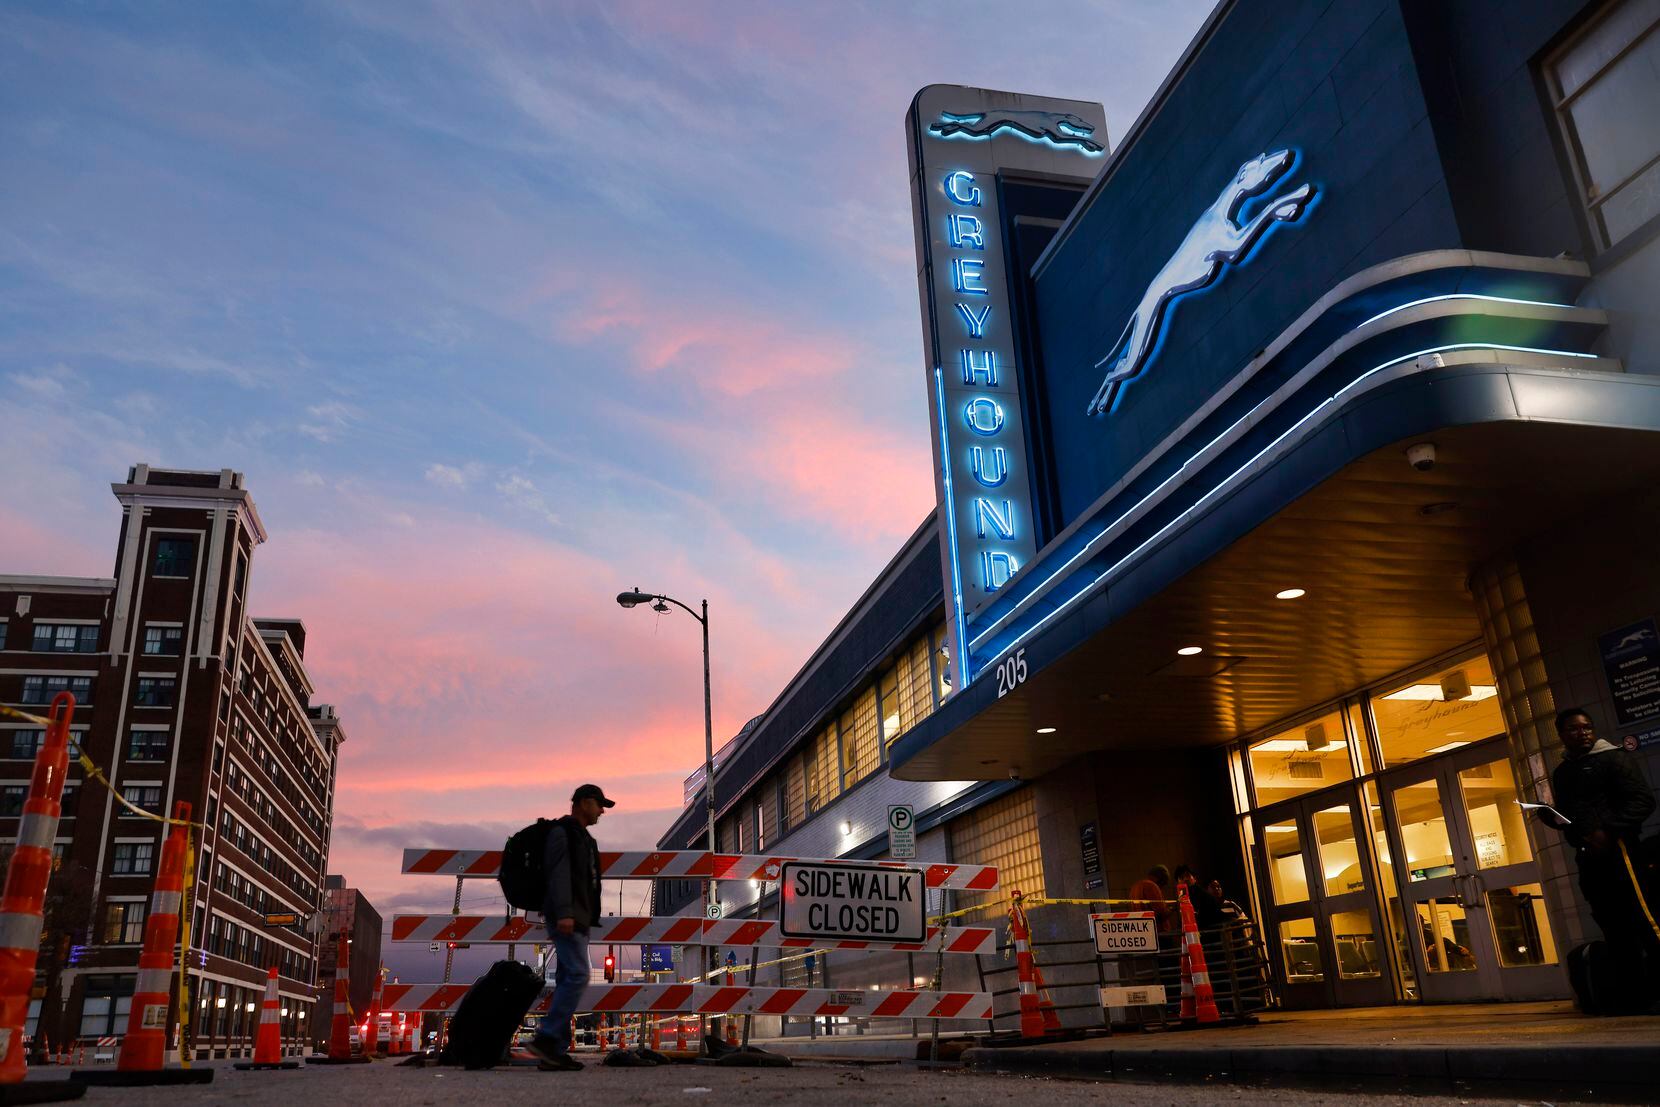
[
  {"xmin": 67, "ymin": 738, "xmax": 202, "ymax": 828},
  {"xmin": 0, "ymin": 704, "xmax": 51, "ymax": 725},
  {"xmin": 177, "ymin": 831, "xmax": 197, "ymax": 1069},
  {"xmin": 1618, "ymin": 839, "xmax": 1660, "ymax": 943}
]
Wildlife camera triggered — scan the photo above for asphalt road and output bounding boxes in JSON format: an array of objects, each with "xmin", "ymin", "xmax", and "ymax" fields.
[{"xmin": 38, "ymin": 1057, "xmax": 1625, "ymax": 1106}]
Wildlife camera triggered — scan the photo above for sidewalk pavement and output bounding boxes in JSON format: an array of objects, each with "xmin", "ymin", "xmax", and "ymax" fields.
[
  {"xmin": 764, "ymin": 1001, "xmax": 1660, "ymax": 1087},
  {"xmin": 960, "ymin": 1001, "xmax": 1660, "ymax": 1086}
]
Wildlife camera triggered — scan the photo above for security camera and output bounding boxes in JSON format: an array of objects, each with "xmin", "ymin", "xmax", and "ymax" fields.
[
  {"xmin": 1406, "ymin": 442, "xmax": 1436, "ymax": 472},
  {"xmin": 1008, "ymin": 766, "xmax": 1022, "ymax": 782}
]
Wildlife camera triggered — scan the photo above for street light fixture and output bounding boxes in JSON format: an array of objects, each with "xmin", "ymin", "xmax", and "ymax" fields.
[{"xmin": 616, "ymin": 585, "xmax": 718, "ymax": 1047}]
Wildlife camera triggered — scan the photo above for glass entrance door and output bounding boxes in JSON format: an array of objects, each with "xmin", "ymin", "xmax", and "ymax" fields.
[
  {"xmin": 1377, "ymin": 739, "xmax": 1563, "ymax": 1002},
  {"xmin": 1255, "ymin": 788, "xmax": 1394, "ymax": 1008}
]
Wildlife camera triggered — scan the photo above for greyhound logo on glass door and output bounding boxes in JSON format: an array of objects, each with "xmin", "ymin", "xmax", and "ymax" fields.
[{"xmin": 1087, "ymin": 150, "xmax": 1315, "ymax": 416}]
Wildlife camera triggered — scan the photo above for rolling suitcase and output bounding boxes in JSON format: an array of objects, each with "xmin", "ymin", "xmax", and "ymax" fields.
[{"xmin": 439, "ymin": 959, "xmax": 546, "ymax": 1069}]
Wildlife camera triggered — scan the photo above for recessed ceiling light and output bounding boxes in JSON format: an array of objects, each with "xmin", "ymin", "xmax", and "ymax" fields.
[
  {"xmin": 979, "ymin": 758, "xmax": 998, "ymax": 766},
  {"xmin": 1036, "ymin": 726, "xmax": 1057, "ymax": 734},
  {"xmin": 1275, "ymin": 588, "xmax": 1306, "ymax": 600},
  {"xmin": 1177, "ymin": 646, "xmax": 1204, "ymax": 656}
]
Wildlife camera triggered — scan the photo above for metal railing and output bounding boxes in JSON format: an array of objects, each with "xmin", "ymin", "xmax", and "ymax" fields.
[{"xmin": 976, "ymin": 918, "xmax": 1272, "ymax": 1035}]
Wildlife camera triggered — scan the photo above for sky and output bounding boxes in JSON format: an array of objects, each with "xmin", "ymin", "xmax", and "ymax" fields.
[{"xmin": 0, "ymin": 0, "xmax": 1212, "ymax": 980}]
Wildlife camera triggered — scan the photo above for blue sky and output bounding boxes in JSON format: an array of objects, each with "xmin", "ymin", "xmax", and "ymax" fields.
[{"xmin": 1, "ymin": 0, "xmax": 1212, "ymax": 944}]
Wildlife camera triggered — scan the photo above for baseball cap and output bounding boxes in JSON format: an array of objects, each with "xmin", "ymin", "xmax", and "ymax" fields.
[{"xmin": 572, "ymin": 784, "xmax": 616, "ymax": 808}]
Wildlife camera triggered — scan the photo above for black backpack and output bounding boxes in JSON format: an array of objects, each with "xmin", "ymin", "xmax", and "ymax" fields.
[{"xmin": 499, "ymin": 818, "xmax": 556, "ymax": 911}]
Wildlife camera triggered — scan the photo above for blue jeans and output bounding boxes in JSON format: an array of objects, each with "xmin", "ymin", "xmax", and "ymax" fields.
[{"xmin": 537, "ymin": 927, "xmax": 590, "ymax": 1052}]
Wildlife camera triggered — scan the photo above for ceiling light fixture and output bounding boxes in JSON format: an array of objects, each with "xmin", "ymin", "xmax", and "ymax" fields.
[
  {"xmin": 1275, "ymin": 588, "xmax": 1306, "ymax": 600},
  {"xmin": 1177, "ymin": 646, "xmax": 1204, "ymax": 656},
  {"xmin": 1036, "ymin": 726, "xmax": 1057, "ymax": 734}
]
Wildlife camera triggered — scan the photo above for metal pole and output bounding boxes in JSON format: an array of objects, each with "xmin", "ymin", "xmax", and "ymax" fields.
[
  {"xmin": 442, "ymin": 876, "xmax": 461, "ymax": 984},
  {"xmin": 701, "ymin": 598, "xmax": 717, "ymax": 1053}
]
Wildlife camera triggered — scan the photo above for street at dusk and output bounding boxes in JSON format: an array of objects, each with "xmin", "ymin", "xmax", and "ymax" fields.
[{"xmin": 3, "ymin": 0, "xmax": 1659, "ymax": 1102}]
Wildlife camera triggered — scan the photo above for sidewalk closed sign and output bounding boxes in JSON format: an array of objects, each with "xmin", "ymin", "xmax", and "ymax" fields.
[
  {"xmin": 780, "ymin": 862, "xmax": 926, "ymax": 944},
  {"xmin": 1090, "ymin": 912, "xmax": 1156, "ymax": 954}
]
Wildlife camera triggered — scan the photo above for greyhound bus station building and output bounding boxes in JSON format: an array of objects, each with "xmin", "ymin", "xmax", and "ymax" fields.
[{"xmin": 656, "ymin": 0, "xmax": 1660, "ymax": 1018}]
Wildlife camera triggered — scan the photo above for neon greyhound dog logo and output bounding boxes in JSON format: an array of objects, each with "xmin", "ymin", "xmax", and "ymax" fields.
[
  {"xmin": 1086, "ymin": 150, "xmax": 1315, "ymax": 416},
  {"xmin": 929, "ymin": 109, "xmax": 1104, "ymax": 154}
]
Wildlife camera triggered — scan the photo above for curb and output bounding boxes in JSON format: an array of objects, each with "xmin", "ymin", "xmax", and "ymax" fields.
[{"xmin": 960, "ymin": 1042, "xmax": 1658, "ymax": 1086}]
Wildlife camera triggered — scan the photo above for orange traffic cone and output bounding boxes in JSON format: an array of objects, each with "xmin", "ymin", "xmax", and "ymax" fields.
[
  {"xmin": 307, "ymin": 933, "xmax": 369, "ymax": 1064},
  {"xmin": 234, "ymin": 967, "xmax": 298, "ymax": 1070},
  {"xmin": 1008, "ymin": 891, "xmax": 1061, "ymax": 1038},
  {"xmin": 77, "ymin": 802, "xmax": 213, "ymax": 1086},
  {"xmin": 0, "ymin": 692, "xmax": 83, "ymax": 1099},
  {"xmin": 1177, "ymin": 887, "xmax": 1220, "ymax": 1024}
]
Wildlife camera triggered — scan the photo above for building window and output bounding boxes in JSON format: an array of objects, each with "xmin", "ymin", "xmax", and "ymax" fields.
[
  {"xmin": 1246, "ymin": 709, "xmax": 1355, "ymax": 806},
  {"xmin": 31, "ymin": 624, "xmax": 99, "ymax": 653},
  {"xmin": 152, "ymin": 537, "xmax": 195, "ymax": 577},
  {"xmin": 20, "ymin": 675, "xmax": 93, "ymax": 705},
  {"xmin": 6, "ymin": 730, "xmax": 45, "ymax": 760},
  {"xmin": 127, "ymin": 730, "xmax": 168, "ymax": 761},
  {"xmin": 0, "ymin": 785, "xmax": 26, "ymax": 817},
  {"xmin": 949, "ymin": 787, "xmax": 1044, "ymax": 916},
  {"xmin": 59, "ymin": 781, "xmax": 78, "ymax": 817},
  {"xmin": 0, "ymin": 621, "xmax": 6, "ymax": 651},
  {"xmin": 78, "ymin": 976, "xmax": 135, "ymax": 1036},
  {"xmin": 1368, "ymin": 655, "xmax": 1504, "ymax": 769},
  {"xmin": 134, "ymin": 678, "xmax": 176, "ymax": 707},
  {"xmin": 1546, "ymin": 0, "xmax": 1660, "ymax": 251},
  {"xmin": 111, "ymin": 841, "xmax": 155, "ymax": 876},
  {"xmin": 142, "ymin": 626, "xmax": 183, "ymax": 656},
  {"xmin": 101, "ymin": 901, "xmax": 147, "ymax": 944},
  {"xmin": 120, "ymin": 785, "xmax": 162, "ymax": 816}
]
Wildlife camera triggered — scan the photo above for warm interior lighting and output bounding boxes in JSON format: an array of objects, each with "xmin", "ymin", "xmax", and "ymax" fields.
[
  {"xmin": 1255, "ymin": 739, "xmax": 1347, "ymax": 753},
  {"xmin": 1177, "ymin": 645, "xmax": 1203, "ymax": 656},
  {"xmin": 1036, "ymin": 726, "xmax": 1057, "ymax": 734},
  {"xmin": 1264, "ymin": 825, "xmax": 1298, "ymax": 834},
  {"xmin": 1426, "ymin": 741, "xmax": 1471, "ymax": 754},
  {"xmin": 1275, "ymin": 588, "xmax": 1306, "ymax": 600},
  {"xmin": 1383, "ymin": 683, "xmax": 1497, "ymax": 702}
]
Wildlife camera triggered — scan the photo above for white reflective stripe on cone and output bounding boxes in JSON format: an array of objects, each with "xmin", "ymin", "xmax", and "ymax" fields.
[
  {"xmin": 149, "ymin": 890, "xmax": 182, "ymax": 916},
  {"xmin": 0, "ymin": 911, "xmax": 43, "ymax": 950},
  {"xmin": 135, "ymin": 968, "xmax": 172, "ymax": 994},
  {"xmin": 14, "ymin": 815, "xmax": 57, "ymax": 851}
]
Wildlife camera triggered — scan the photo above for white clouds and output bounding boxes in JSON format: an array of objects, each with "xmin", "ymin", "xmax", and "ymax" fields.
[
  {"xmin": 495, "ymin": 471, "xmax": 559, "ymax": 526},
  {"xmin": 424, "ymin": 461, "xmax": 483, "ymax": 490},
  {"xmin": 298, "ymin": 401, "xmax": 357, "ymax": 442}
]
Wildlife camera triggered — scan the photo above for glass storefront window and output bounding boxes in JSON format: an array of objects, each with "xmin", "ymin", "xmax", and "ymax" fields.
[
  {"xmin": 1392, "ymin": 780, "xmax": 1455, "ymax": 882},
  {"xmin": 1362, "ymin": 781, "xmax": 1418, "ymax": 998},
  {"xmin": 1370, "ymin": 656, "xmax": 1505, "ymax": 768},
  {"xmin": 1279, "ymin": 918, "xmax": 1323, "ymax": 982},
  {"xmin": 1486, "ymin": 882, "xmax": 1559, "ymax": 967},
  {"xmin": 1313, "ymin": 805, "xmax": 1364, "ymax": 897},
  {"xmin": 1248, "ymin": 710, "xmax": 1352, "ymax": 805},
  {"xmin": 1457, "ymin": 759, "xmax": 1533, "ymax": 869},
  {"xmin": 1415, "ymin": 900, "xmax": 1476, "ymax": 973},
  {"xmin": 1263, "ymin": 819, "xmax": 1309, "ymax": 904},
  {"xmin": 1329, "ymin": 909, "xmax": 1382, "ymax": 978}
]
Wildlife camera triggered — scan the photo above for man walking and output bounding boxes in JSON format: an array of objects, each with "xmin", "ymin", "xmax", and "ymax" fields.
[
  {"xmin": 1544, "ymin": 709, "xmax": 1657, "ymax": 960},
  {"xmin": 526, "ymin": 783, "xmax": 613, "ymax": 1070}
]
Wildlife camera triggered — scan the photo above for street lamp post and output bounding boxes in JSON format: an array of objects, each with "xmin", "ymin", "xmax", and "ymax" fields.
[{"xmin": 616, "ymin": 588, "xmax": 718, "ymax": 1049}]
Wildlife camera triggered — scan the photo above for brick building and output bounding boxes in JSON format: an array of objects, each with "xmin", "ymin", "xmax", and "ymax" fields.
[
  {"xmin": 320, "ymin": 875, "xmax": 382, "ymax": 1047},
  {"xmin": 0, "ymin": 464, "xmax": 344, "ymax": 1058}
]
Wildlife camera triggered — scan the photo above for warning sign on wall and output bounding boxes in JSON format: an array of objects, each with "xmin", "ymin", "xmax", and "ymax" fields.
[{"xmin": 780, "ymin": 861, "xmax": 925, "ymax": 944}]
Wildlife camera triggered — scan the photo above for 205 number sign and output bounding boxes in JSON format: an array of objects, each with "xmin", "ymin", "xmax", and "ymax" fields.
[{"xmin": 995, "ymin": 647, "xmax": 1028, "ymax": 698}]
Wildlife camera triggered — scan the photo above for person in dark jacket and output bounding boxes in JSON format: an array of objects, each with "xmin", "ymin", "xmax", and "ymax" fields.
[
  {"xmin": 1541, "ymin": 708, "xmax": 1657, "ymax": 959},
  {"xmin": 526, "ymin": 783, "xmax": 612, "ymax": 1070}
]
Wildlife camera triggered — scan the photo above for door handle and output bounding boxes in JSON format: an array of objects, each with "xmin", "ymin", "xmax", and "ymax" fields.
[{"xmin": 1461, "ymin": 873, "xmax": 1486, "ymax": 910}]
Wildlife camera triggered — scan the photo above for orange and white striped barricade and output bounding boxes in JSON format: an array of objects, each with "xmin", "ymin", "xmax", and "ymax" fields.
[
  {"xmin": 384, "ymin": 981, "xmax": 996, "ymax": 1021},
  {"xmin": 390, "ymin": 913, "xmax": 1000, "ymax": 954},
  {"xmin": 402, "ymin": 849, "xmax": 998, "ymax": 891},
  {"xmin": 0, "ymin": 693, "xmax": 84, "ymax": 1101},
  {"xmin": 234, "ymin": 966, "xmax": 298, "ymax": 1070},
  {"xmin": 307, "ymin": 932, "xmax": 369, "ymax": 1064},
  {"xmin": 78, "ymin": 801, "xmax": 213, "ymax": 1086},
  {"xmin": 1176, "ymin": 887, "xmax": 1220, "ymax": 1024}
]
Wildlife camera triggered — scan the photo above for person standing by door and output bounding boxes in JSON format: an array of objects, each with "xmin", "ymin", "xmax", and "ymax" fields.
[{"xmin": 1540, "ymin": 709, "xmax": 1657, "ymax": 962}]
